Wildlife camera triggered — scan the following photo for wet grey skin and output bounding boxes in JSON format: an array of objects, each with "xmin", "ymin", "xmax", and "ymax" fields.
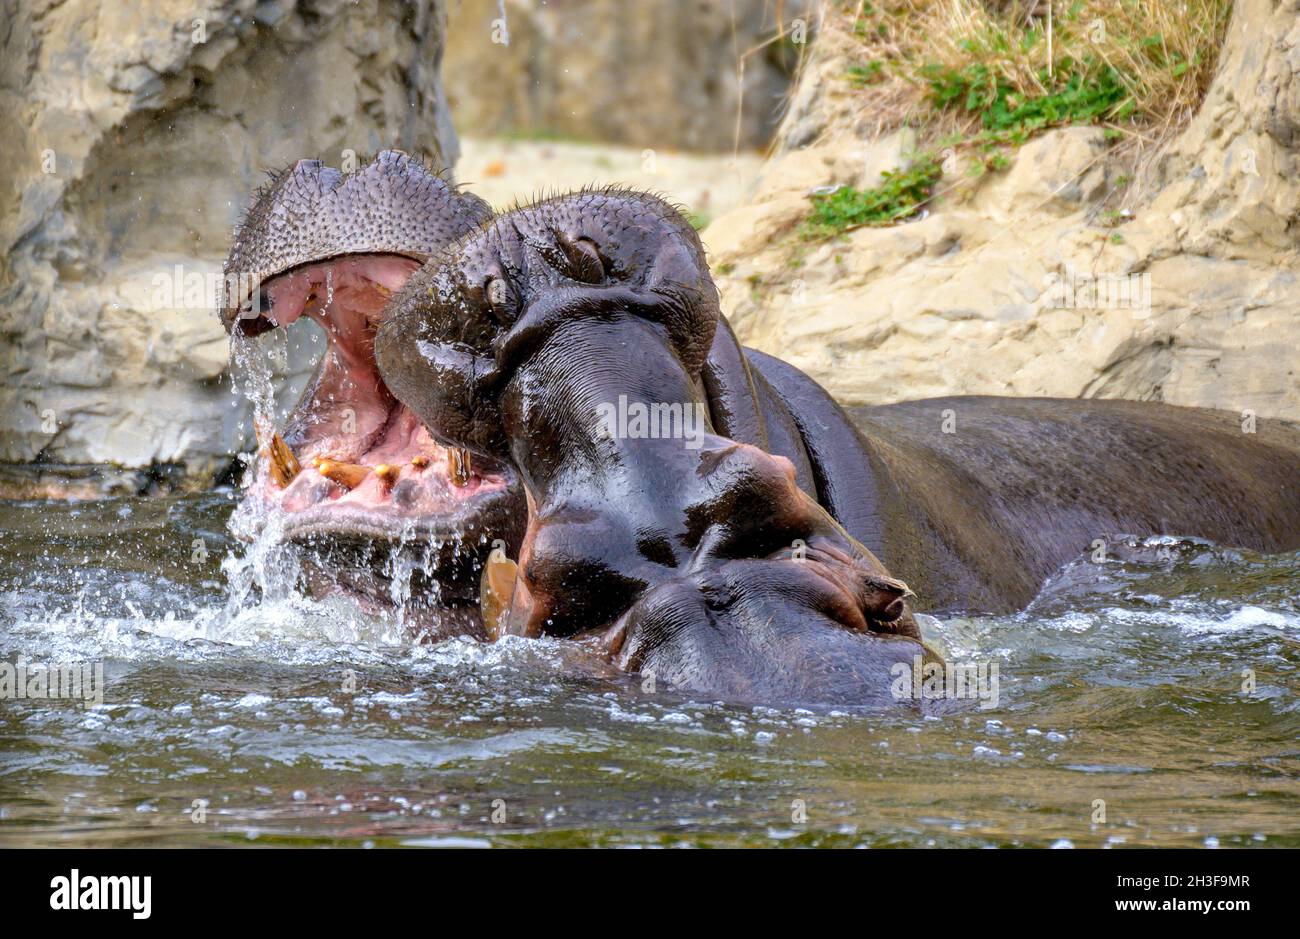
[
  {"xmin": 227, "ymin": 163, "xmax": 1300, "ymax": 703},
  {"xmin": 375, "ymin": 190, "xmax": 938, "ymax": 707},
  {"xmin": 375, "ymin": 189, "xmax": 1300, "ymax": 704}
]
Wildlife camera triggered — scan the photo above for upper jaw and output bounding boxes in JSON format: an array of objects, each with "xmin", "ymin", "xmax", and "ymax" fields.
[{"xmin": 219, "ymin": 149, "xmax": 492, "ymax": 335}]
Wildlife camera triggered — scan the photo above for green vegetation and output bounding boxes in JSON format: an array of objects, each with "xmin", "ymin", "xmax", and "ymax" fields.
[
  {"xmin": 843, "ymin": 0, "xmax": 1230, "ymax": 131},
  {"xmin": 847, "ymin": 60, "xmax": 887, "ymax": 86},
  {"xmin": 801, "ymin": 1, "xmax": 1231, "ymax": 239},
  {"xmin": 803, "ymin": 156, "xmax": 943, "ymax": 239},
  {"xmin": 685, "ymin": 210, "xmax": 712, "ymax": 232},
  {"xmin": 919, "ymin": 60, "xmax": 1132, "ymax": 134}
]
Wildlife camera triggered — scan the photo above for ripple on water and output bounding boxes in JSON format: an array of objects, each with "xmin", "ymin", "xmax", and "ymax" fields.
[{"xmin": 0, "ymin": 503, "xmax": 1297, "ymax": 848}]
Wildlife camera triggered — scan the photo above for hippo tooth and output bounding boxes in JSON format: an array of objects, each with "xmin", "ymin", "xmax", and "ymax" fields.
[
  {"xmin": 479, "ymin": 549, "xmax": 518, "ymax": 642},
  {"xmin": 317, "ymin": 459, "xmax": 371, "ymax": 491},
  {"xmin": 374, "ymin": 463, "xmax": 399, "ymax": 491},
  {"xmin": 256, "ymin": 423, "xmax": 301, "ymax": 488},
  {"xmin": 448, "ymin": 448, "xmax": 473, "ymax": 487},
  {"xmin": 410, "ymin": 455, "xmax": 429, "ymax": 469}
]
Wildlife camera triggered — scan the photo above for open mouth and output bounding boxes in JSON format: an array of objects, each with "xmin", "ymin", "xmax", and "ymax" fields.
[{"xmin": 239, "ymin": 254, "xmax": 523, "ymax": 547}]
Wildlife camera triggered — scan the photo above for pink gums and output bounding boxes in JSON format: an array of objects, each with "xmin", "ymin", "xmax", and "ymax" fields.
[{"xmin": 248, "ymin": 255, "xmax": 509, "ymax": 521}]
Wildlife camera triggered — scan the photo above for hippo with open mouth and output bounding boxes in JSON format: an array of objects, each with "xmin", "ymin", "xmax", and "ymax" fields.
[
  {"xmin": 222, "ymin": 152, "xmax": 526, "ymax": 633},
  {"xmin": 222, "ymin": 151, "xmax": 1300, "ymax": 706}
]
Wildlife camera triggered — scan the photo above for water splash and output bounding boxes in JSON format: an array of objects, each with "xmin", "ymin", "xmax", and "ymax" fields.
[
  {"xmin": 207, "ymin": 327, "xmax": 472, "ymax": 648},
  {"xmin": 222, "ymin": 328, "xmax": 311, "ymax": 614}
]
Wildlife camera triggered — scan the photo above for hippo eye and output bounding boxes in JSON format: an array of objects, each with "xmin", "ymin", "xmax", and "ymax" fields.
[{"xmin": 557, "ymin": 233, "xmax": 608, "ymax": 284}]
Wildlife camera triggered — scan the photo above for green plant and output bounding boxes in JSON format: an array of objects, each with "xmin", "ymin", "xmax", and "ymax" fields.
[
  {"xmin": 802, "ymin": 155, "xmax": 943, "ymax": 239},
  {"xmin": 842, "ymin": 0, "xmax": 1231, "ymax": 147},
  {"xmin": 919, "ymin": 60, "xmax": 1132, "ymax": 134},
  {"xmin": 847, "ymin": 60, "xmax": 887, "ymax": 86}
]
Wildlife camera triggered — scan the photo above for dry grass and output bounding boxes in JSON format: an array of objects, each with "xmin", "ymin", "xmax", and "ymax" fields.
[
  {"xmin": 791, "ymin": 0, "xmax": 1234, "ymax": 238},
  {"xmin": 842, "ymin": 0, "xmax": 1233, "ymax": 150}
]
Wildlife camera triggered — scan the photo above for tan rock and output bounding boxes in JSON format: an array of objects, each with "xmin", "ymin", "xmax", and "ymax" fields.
[
  {"xmin": 443, "ymin": 0, "xmax": 808, "ymax": 151},
  {"xmin": 705, "ymin": 0, "xmax": 1300, "ymax": 423},
  {"xmin": 0, "ymin": 0, "xmax": 459, "ymax": 489}
]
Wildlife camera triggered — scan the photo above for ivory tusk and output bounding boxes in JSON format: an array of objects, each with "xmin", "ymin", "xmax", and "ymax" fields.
[
  {"xmin": 448, "ymin": 448, "xmax": 473, "ymax": 487},
  {"xmin": 479, "ymin": 548, "xmax": 519, "ymax": 642},
  {"xmin": 256, "ymin": 422, "xmax": 301, "ymax": 488},
  {"xmin": 317, "ymin": 459, "xmax": 371, "ymax": 491}
]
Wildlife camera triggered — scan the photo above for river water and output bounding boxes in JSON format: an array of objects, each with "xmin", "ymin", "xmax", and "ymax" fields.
[{"xmin": 0, "ymin": 492, "xmax": 1296, "ymax": 847}]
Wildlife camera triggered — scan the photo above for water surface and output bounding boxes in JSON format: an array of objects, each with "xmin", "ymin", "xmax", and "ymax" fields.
[{"xmin": 1, "ymin": 493, "xmax": 1296, "ymax": 847}]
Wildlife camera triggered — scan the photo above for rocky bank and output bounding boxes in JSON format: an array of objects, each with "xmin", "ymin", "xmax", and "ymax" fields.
[
  {"xmin": 443, "ymin": 0, "xmax": 805, "ymax": 151},
  {"xmin": 705, "ymin": 0, "xmax": 1300, "ymax": 422},
  {"xmin": 0, "ymin": 0, "xmax": 459, "ymax": 496}
]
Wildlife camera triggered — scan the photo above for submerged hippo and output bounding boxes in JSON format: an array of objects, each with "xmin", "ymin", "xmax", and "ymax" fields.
[{"xmin": 221, "ymin": 151, "xmax": 1300, "ymax": 706}]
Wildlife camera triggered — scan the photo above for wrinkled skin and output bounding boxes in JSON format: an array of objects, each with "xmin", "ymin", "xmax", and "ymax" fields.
[
  {"xmin": 374, "ymin": 192, "xmax": 931, "ymax": 703},
  {"xmin": 223, "ymin": 153, "xmax": 1300, "ymax": 706}
]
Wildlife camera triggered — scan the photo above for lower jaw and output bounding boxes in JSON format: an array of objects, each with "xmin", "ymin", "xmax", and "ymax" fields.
[
  {"xmin": 231, "ymin": 257, "xmax": 532, "ymax": 635},
  {"xmin": 241, "ymin": 478, "xmax": 526, "ymax": 543},
  {"xmin": 300, "ymin": 556, "xmax": 491, "ymax": 642},
  {"xmin": 234, "ymin": 481, "xmax": 528, "ymax": 640}
]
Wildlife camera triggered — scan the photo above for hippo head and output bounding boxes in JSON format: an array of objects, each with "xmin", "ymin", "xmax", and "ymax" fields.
[
  {"xmin": 373, "ymin": 188, "xmax": 719, "ymax": 469},
  {"xmin": 224, "ymin": 167, "xmax": 930, "ymax": 703},
  {"xmin": 221, "ymin": 151, "xmax": 526, "ymax": 631},
  {"xmin": 372, "ymin": 191, "xmax": 928, "ymax": 702}
]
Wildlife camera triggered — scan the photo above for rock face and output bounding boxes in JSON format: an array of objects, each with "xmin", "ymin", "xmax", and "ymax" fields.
[
  {"xmin": 0, "ymin": 0, "xmax": 458, "ymax": 494},
  {"xmin": 706, "ymin": 0, "xmax": 1300, "ymax": 422},
  {"xmin": 443, "ymin": 0, "xmax": 806, "ymax": 151}
]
